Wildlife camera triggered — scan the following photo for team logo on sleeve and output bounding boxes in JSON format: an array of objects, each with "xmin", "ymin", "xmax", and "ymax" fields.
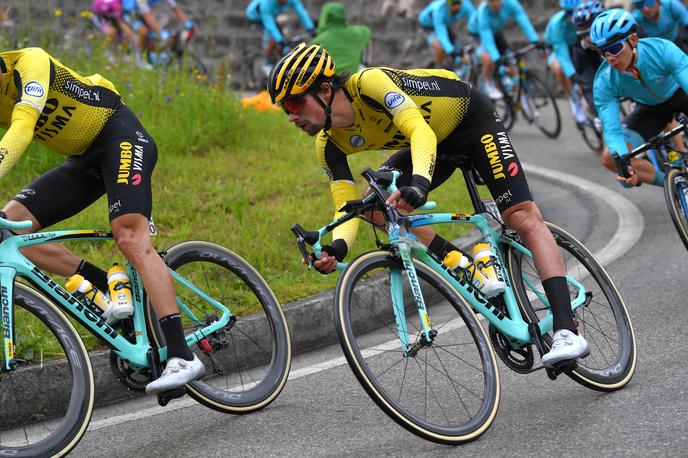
[
  {"xmin": 24, "ymin": 82, "xmax": 44, "ymax": 98},
  {"xmin": 384, "ymin": 92, "xmax": 405, "ymax": 109},
  {"xmin": 350, "ymin": 135, "xmax": 365, "ymax": 147}
]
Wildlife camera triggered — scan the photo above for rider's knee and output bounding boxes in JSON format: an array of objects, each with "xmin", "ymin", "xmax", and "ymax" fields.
[
  {"xmin": 600, "ymin": 148, "xmax": 616, "ymax": 170},
  {"xmin": 502, "ymin": 201, "xmax": 544, "ymax": 235},
  {"xmin": 111, "ymin": 214, "xmax": 154, "ymax": 263}
]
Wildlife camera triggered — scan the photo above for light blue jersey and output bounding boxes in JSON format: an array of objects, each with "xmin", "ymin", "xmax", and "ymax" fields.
[
  {"xmin": 544, "ymin": 10, "xmax": 578, "ymax": 78},
  {"xmin": 467, "ymin": 0, "xmax": 539, "ymax": 60},
  {"xmin": 246, "ymin": 0, "xmax": 314, "ymax": 44},
  {"xmin": 594, "ymin": 37, "xmax": 688, "ymax": 156},
  {"xmin": 122, "ymin": 0, "xmax": 176, "ymax": 15},
  {"xmin": 632, "ymin": 0, "xmax": 688, "ymax": 41},
  {"xmin": 418, "ymin": 0, "xmax": 475, "ymax": 55}
]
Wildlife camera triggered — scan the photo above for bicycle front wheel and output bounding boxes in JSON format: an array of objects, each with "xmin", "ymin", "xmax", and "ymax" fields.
[
  {"xmin": 506, "ymin": 223, "xmax": 636, "ymax": 391},
  {"xmin": 522, "ymin": 72, "xmax": 561, "ymax": 138},
  {"xmin": 663, "ymin": 168, "xmax": 688, "ymax": 251},
  {"xmin": 335, "ymin": 251, "xmax": 500, "ymax": 444},
  {"xmin": 148, "ymin": 241, "xmax": 291, "ymax": 414},
  {"xmin": 0, "ymin": 283, "xmax": 94, "ymax": 457},
  {"xmin": 578, "ymin": 117, "xmax": 603, "ymax": 154}
]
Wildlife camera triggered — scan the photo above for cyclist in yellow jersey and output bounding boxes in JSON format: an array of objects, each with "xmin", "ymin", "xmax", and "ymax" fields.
[
  {"xmin": 269, "ymin": 43, "xmax": 590, "ymax": 366},
  {"xmin": 0, "ymin": 47, "xmax": 204, "ymax": 393}
]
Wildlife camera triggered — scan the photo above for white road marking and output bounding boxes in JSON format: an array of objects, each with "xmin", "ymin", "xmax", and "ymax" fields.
[{"xmin": 87, "ymin": 164, "xmax": 644, "ymax": 431}]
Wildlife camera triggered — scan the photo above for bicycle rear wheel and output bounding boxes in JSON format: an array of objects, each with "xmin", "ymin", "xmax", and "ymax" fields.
[
  {"xmin": 147, "ymin": 241, "xmax": 291, "ymax": 414},
  {"xmin": 506, "ymin": 223, "xmax": 636, "ymax": 391},
  {"xmin": 663, "ymin": 168, "xmax": 688, "ymax": 251},
  {"xmin": 522, "ymin": 72, "xmax": 561, "ymax": 138},
  {"xmin": 0, "ymin": 283, "xmax": 94, "ymax": 457},
  {"xmin": 335, "ymin": 251, "xmax": 500, "ymax": 444}
]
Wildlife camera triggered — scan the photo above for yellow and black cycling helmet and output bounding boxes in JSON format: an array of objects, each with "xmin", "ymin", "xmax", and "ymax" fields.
[{"xmin": 267, "ymin": 42, "xmax": 336, "ymax": 105}]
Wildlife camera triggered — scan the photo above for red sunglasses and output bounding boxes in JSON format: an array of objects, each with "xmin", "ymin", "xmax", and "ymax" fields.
[{"xmin": 281, "ymin": 95, "xmax": 307, "ymax": 114}]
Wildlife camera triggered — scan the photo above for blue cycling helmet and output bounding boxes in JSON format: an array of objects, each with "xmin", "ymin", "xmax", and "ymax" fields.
[
  {"xmin": 560, "ymin": 0, "xmax": 580, "ymax": 11},
  {"xmin": 572, "ymin": 0, "xmax": 605, "ymax": 28},
  {"xmin": 590, "ymin": 8, "xmax": 637, "ymax": 48}
]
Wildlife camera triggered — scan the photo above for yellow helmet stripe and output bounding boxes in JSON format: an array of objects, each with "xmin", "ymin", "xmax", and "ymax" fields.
[
  {"xmin": 278, "ymin": 45, "xmax": 313, "ymax": 100},
  {"xmin": 274, "ymin": 43, "xmax": 308, "ymax": 101}
]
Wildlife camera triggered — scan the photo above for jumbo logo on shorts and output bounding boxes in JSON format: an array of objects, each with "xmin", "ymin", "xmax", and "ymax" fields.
[
  {"xmin": 117, "ymin": 141, "xmax": 133, "ymax": 184},
  {"xmin": 24, "ymin": 82, "xmax": 44, "ymax": 98},
  {"xmin": 350, "ymin": 135, "xmax": 365, "ymax": 147},
  {"xmin": 384, "ymin": 92, "xmax": 405, "ymax": 109}
]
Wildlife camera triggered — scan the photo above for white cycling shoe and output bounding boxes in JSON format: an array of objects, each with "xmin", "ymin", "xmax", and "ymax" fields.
[
  {"xmin": 541, "ymin": 329, "xmax": 590, "ymax": 368},
  {"xmin": 145, "ymin": 355, "xmax": 205, "ymax": 394}
]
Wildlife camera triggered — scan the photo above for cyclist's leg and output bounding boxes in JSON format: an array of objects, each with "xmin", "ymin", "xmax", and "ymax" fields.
[
  {"xmin": 548, "ymin": 56, "xmax": 572, "ymax": 95},
  {"xmin": 450, "ymin": 87, "xmax": 583, "ymax": 344},
  {"xmin": 97, "ymin": 105, "xmax": 203, "ymax": 389},
  {"xmin": 1, "ymin": 158, "xmax": 106, "ymax": 278}
]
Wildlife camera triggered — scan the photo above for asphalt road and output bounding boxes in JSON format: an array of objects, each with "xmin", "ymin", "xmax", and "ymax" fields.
[{"xmin": 71, "ymin": 108, "xmax": 688, "ymax": 457}]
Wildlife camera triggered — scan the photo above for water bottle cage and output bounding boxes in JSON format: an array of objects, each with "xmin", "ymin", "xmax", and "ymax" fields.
[{"xmin": 112, "ymin": 281, "xmax": 131, "ymax": 291}]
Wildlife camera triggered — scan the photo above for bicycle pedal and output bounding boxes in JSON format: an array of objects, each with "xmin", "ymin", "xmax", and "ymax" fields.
[
  {"xmin": 157, "ymin": 387, "xmax": 187, "ymax": 407},
  {"xmin": 546, "ymin": 359, "xmax": 578, "ymax": 380}
]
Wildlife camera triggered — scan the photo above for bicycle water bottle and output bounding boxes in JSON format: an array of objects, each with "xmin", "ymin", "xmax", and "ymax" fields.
[
  {"xmin": 471, "ymin": 242, "xmax": 505, "ymax": 297},
  {"xmin": 65, "ymin": 274, "xmax": 116, "ymax": 323},
  {"xmin": 107, "ymin": 264, "xmax": 134, "ymax": 321},
  {"xmin": 443, "ymin": 250, "xmax": 491, "ymax": 293},
  {"xmin": 668, "ymin": 149, "xmax": 681, "ymax": 167}
]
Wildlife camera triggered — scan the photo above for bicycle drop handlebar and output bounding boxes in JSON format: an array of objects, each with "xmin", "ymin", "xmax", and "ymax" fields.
[
  {"xmin": 0, "ymin": 215, "xmax": 33, "ymax": 232},
  {"xmin": 291, "ymin": 168, "xmax": 436, "ymax": 270},
  {"xmin": 612, "ymin": 113, "xmax": 688, "ymax": 179}
]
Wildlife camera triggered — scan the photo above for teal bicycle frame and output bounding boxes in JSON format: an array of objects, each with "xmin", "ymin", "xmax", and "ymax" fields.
[
  {"xmin": 0, "ymin": 225, "xmax": 233, "ymax": 372},
  {"xmin": 303, "ymin": 170, "xmax": 588, "ymax": 356}
]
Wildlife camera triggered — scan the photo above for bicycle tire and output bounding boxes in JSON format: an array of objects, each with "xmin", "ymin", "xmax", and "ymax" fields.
[
  {"xmin": 663, "ymin": 168, "xmax": 688, "ymax": 251},
  {"xmin": 163, "ymin": 50, "xmax": 209, "ymax": 82},
  {"xmin": 522, "ymin": 72, "xmax": 561, "ymax": 138},
  {"xmin": 0, "ymin": 283, "xmax": 94, "ymax": 457},
  {"xmin": 506, "ymin": 222, "xmax": 636, "ymax": 391},
  {"xmin": 577, "ymin": 118, "xmax": 603, "ymax": 154},
  {"xmin": 147, "ymin": 241, "xmax": 291, "ymax": 414},
  {"xmin": 334, "ymin": 251, "xmax": 500, "ymax": 444}
]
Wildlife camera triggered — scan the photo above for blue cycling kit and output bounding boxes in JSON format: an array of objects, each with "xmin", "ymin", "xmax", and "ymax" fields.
[
  {"xmin": 594, "ymin": 37, "xmax": 688, "ymax": 156},
  {"xmin": 545, "ymin": 10, "xmax": 578, "ymax": 78},
  {"xmin": 467, "ymin": 0, "xmax": 539, "ymax": 60},
  {"xmin": 246, "ymin": 0, "xmax": 314, "ymax": 44},
  {"xmin": 632, "ymin": 0, "xmax": 688, "ymax": 41},
  {"xmin": 122, "ymin": 0, "xmax": 176, "ymax": 15},
  {"xmin": 419, "ymin": 0, "xmax": 475, "ymax": 55}
]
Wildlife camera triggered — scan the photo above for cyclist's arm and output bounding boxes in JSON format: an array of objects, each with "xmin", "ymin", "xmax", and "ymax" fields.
[
  {"xmin": 512, "ymin": 2, "xmax": 539, "ymax": 43},
  {"xmin": 317, "ymin": 134, "xmax": 359, "ymax": 259},
  {"xmin": 290, "ymin": 0, "xmax": 315, "ymax": 32},
  {"xmin": 552, "ymin": 38, "xmax": 576, "ymax": 79},
  {"xmin": 593, "ymin": 72, "xmax": 626, "ymax": 156},
  {"xmin": 670, "ymin": 0, "xmax": 688, "ymax": 27},
  {"xmin": 260, "ymin": 0, "xmax": 285, "ymax": 43},
  {"xmin": 663, "ymin": 39, "xmax": 688, "ymax": 94},
  {"xmin": 0, "ymin": 49, "xmax": 49, "ymax": 178},
  {"xmin": 359, "ymin": 69, "xmax": 436, "ymax": 188},
  {"xmin": 433, "ymin": 3, "xmax": 456, "ymax": 55},
  {"xmin": 166, "ymin": 0, "xmax": 189, "ymax": 24}
]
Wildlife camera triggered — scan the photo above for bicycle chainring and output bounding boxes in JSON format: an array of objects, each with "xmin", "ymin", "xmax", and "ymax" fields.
[
  {"xmin": 109, "ymin": 350, "xmax": 154, "ymax": 392},
  {"xmin": 488, "ymin": 324, "xmax": 534, "ymax": 374}
]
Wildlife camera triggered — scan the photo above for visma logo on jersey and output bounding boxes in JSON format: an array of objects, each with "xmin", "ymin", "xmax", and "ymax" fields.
[
  {"xmin": 384, "ymin": 92, "xmax": 405, "ymax": 109},
  {"xmin": 24, "ymin": 81, "xmax": 45, "ymax": 98}
]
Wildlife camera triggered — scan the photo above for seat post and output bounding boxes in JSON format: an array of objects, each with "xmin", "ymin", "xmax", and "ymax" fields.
[{"xmin": 461, "ymin": 167, "xmax": 486, "ymax": 214}]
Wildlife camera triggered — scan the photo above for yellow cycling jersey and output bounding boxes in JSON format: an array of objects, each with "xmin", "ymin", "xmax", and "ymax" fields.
[
  {"xmin": 0, "ymin": 47, "xmax": 121, "ymax": 178},
  {"xmin": 316, "ymin": 67, "xmax": 471, "ymax": 250}
]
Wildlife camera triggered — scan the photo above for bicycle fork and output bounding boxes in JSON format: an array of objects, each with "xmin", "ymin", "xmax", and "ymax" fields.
[
  {"xmin": 389, "ymin": 242, "xmax": 436, "ymax": 357},
  {"xmin": 0, "ymin": 267, "xmax": 16, "ymax": 372}
]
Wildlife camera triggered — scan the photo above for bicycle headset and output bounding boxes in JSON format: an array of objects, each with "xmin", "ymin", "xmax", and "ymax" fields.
[
  {"xmin": 268, "ymin": 42, "xmax": 337, "ymax": 130},
  {"xmin": 590, "ymin": 9, "xmax": 637, "ymax": 49}
]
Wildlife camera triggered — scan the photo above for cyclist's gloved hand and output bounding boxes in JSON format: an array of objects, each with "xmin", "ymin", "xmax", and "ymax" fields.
[
  {"xmin": 311, "ymin": 239, "xmax": 347, "ymax": 274},
  {"xmin": 533, "ymin": 39, "xmax": 546, "ymax": 50},
  {"xmin": 182, "ymin": 20, "xmax": 195, "ymax": 41},
  {"xmin": 184, "ymin": 20, "xmax": 194, "ymax": 30},
  {"xmin": 397, "ymin": 175, "xmax": 431, "ymax": 210},
  {"xmin": 309, "ymin": 28, "xmax": 317, "ymax": 39}
]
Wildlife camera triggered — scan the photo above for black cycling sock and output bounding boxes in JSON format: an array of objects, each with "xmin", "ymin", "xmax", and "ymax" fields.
[
  {"xmin": 159, "ymin": 313, "xmax": 194, "ymax": 361},
  {"xmin": 542, "ymin": 276, "xmax": 577, "ymax": 333},
  {"xmin": 75, "ymin": 260, "xmax": 109, "ymax": 293},
  {"xmin": 428, "ymin": 234, "xmax": 461, "ymax": 260}
]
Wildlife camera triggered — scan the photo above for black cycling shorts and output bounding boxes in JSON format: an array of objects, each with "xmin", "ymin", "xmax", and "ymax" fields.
[
  {"xmin": 13, "ymin": 104, "xmax": 158, "ymax": 228},
  {"xmin": 379, "ymin": 85, "xmax": 532, "ymax": 213},
  {"xmin": 470, "ymin": 31, "xmax": 510, "ymax": 56},
  {"xmin": 624, "ymin": 88, "xmax": 688, "ymax": 142}
]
